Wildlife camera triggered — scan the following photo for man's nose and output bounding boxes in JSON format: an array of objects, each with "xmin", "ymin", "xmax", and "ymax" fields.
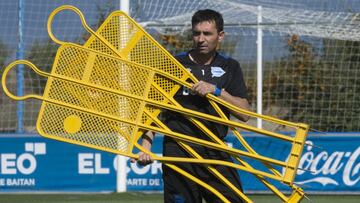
[{"xmin": 198, "ymin": 33, "xmax": 205, "ymax": 42}]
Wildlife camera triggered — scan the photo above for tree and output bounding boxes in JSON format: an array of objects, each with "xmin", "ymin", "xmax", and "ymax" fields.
[
  {"xmin": 0, "ymin": 40, "xmax": 11, "ymax": 73},
  {"xmin": 25, "ymin": 1, "xmax": 117, "ymax": 92},
  {"xmin": 320, "ymin": 39, "xmax": 360, "ymax": 131},
  {"xmin": 0, "ymin": 41, "xmax": 11, "ymax": 102},
  {"xmin": 25, "ymin": 40, "xmax": 58, "ymax": 92},
  {"xmin": 267, "ymin": 35, "xmax": 360, "ymax": 132},
  {"xmin": 81, "ymin": 1, "xmax": 116, "ymax": 42}
]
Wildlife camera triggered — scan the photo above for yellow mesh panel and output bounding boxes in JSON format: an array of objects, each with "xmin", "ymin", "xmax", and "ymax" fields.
[
  {"xmin": 46, "ymin": 79, "xmax": 141, "ymax": 120},
  {"xmin": 82, "ymin": 13, "xmax": 190, "ymax": 135},
  {"xmin": 148, "ymin": 86, "xmax": 167, "ymax": 102},
  {"xmin": 54, "ymin": 46, "xmax": 89, "ymax": 80},
  {"xmin": 37, "ymin": 44, "xmax": 157, "ymax": 153},
  {"xmin": 84, "ymin": 13, "xmax": 190, "ymax": 96},
  {"xmin": 92, "ymin": 54, "xmax": 150, "ymax": 96},
  {"xmin": 86, "ymin": 15, "xmax": 137, "ymax": 56},
  {"xmin": 38, "ymin": 103, "xmax": 131, "ymax": 153},
  {"xmin": 130, "ymin": 36, "xmax": 185, "ymax": 78}
]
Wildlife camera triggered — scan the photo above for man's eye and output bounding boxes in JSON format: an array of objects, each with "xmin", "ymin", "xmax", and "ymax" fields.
[{"xmin": 193, "ymin": 32, "xmax": 200, "ymax": 36}]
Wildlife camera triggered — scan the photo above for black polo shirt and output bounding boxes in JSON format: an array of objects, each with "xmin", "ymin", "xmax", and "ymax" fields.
[{"xmin": 163, "ymin": 51, "xmax": 248, "ymax": 146}]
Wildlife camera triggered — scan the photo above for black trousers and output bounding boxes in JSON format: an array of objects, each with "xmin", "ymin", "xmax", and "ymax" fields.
[{"xmin": 162, "ymin": 144, "xmax": 244, "ymax": 203}]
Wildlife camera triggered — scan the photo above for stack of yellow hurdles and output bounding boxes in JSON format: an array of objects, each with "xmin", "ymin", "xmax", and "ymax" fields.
[{"xmin": 2, "ymin": 5, "xmax": 309, "ymax": 203}]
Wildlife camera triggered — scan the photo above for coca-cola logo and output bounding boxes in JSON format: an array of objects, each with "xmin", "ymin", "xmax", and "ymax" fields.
[{"xmin": 288, "ymin": 141, "xmax": 360, "ymax": 186}]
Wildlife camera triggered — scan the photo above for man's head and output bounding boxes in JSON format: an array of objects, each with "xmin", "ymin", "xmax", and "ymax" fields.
[{"xmin": 191, "ymin": 9, "xmax": 224, "ymax": 55}]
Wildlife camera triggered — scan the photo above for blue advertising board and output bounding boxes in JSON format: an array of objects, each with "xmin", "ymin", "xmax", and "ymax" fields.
[
  {"xmin": 292, "ymin": 135, "xmax": 360, "ymax": 193},
  {"xmin": 0, "ymin": 134, "xmax": 164, "ymax": 192},
  {"xmin": 0, "ymin": 133, "xmax": 359, "ymax": 193},
  {"xmin": 227, "ymin": 133, "xmax": 360, "ymax": 193},
  {"xmin": 0, "ymin": 135, "xmax": 116, "ymax": 192}
]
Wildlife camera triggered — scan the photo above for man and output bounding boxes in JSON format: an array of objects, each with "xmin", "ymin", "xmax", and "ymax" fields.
[{"xmin": 132, "ymin": 9, "xmax": 250, "ymax": 202}]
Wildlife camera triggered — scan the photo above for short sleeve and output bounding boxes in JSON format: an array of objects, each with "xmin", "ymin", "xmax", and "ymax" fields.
[{"xmin": 225, "ymin": 60, "xmax": 248, "ymax": 100}]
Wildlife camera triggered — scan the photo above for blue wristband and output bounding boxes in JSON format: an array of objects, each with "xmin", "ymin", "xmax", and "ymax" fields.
[{"xmin": 213, "ymin": 86, "xmax": 222, "ymax": 96}]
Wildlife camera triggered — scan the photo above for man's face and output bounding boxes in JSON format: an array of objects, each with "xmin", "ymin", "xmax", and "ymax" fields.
[{"xmin": 192, "ymin": 20, "xmax": 224, "ymax": 55}]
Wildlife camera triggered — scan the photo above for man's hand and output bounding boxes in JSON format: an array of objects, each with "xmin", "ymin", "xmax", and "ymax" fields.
[
  {"xmin": 191, "ymin": 80, "xmax": 215, "ymax": 97},
  {"xmin": 131, "ymin": 152, "xmax": 153, "ymax": 166},
  {"xmin": 191, "ymin": 81, "xmax": 251, "ymax": 121},
  {"xmin": 130, "ymin": 131, "xmax": 154, "ymax": 166}
]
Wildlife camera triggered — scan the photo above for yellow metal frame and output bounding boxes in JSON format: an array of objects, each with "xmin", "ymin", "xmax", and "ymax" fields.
[
  {"xmin": 47, "ymin": 6, "xmax": 250, "ymax": 202},
  {"xmin": 0, "ymin": 5, "xmax": 311, "ymax": 203},
  {"xmin": 50, "ymin": 7, "xmax": 309, "ymax": 202}
]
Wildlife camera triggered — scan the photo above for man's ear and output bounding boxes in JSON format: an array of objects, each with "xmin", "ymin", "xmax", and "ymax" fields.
[{"xmin": 218, "ymin": 31, "xmax": 225, "ymax": 42}]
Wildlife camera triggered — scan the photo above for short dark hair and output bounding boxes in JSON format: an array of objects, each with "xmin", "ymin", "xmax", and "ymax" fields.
[{"xmin": 191, "ymin": 9, "xmax": 224, "ymax": 32}]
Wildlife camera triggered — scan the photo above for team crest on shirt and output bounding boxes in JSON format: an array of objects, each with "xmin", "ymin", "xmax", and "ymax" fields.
[{"xmin": 211, "ymin": 66, "xmax": 226, "ymax": 77}]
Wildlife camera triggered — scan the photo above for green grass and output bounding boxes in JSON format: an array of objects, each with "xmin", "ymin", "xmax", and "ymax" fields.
[
  {"xmin": 0, "ymin": 193, "xmax": 163, "ymax": 203},
  {"xmin": 0, "ymin": 193, "xmax": 358, "ymax": 203}
]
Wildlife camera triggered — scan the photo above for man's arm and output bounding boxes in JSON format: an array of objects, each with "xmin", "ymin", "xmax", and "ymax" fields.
[
  {"xmin": 191, "ymin": 81, "xmax": 251, "ymax": 122},
  {"xmin": 130, "ymin": 131, "xmax": 154, "ymax": 165},
  {"xmin": 217, "ymin": 88, "xmax": 250, "ymax": 121}
]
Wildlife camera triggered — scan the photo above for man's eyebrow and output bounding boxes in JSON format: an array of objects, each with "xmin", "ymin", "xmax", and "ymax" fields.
[{"xmin": 192, "ymin": 31, "xmax": 214, "ymax": 34}]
